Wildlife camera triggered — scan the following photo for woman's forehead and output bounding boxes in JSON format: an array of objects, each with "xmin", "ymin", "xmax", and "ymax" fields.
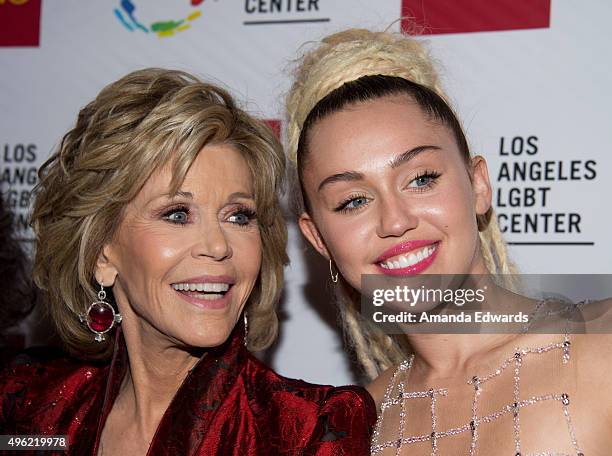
[
  {"xmin": 306, "ymin": 100, "xmax": 457, "ymax": 170},
  {"xmin": 134, "ymin": 145, "xmax": 254, "ymax": 204}
]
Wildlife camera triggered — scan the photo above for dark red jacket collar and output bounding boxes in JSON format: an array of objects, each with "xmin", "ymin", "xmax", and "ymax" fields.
[{"xmin": 88, "ymin": 324, "xmax": 247, "ymax": 455}]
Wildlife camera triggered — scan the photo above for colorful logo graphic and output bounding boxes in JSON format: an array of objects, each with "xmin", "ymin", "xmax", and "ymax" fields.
[
  {"xmin": 401, "ymin": 0, "xmax": 551, "ymax": 35},
  {"xmin": 0, "ymin": 0, "xmax": 42, "ymax": 47},
  {"xmin": 114, "ymin": 0, "xmax": 205, "ymax": 38}
]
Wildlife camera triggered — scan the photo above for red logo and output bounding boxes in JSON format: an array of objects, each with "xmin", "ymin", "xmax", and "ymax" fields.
[
  {"xmin": 0, "ymin": 0, "xmax": 42, "ymax": 47},
  {"xmin": 401, "ymin": 0, "xmax": 551, "ymax": 35},
  {"xmin": 264, "ymin": 119, "xmax": 281, "ymax": 140}
]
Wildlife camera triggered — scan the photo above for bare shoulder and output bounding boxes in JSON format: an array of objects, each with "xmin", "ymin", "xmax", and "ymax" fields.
[
  {"xmin": 571, "ymin": 330, "xmax": 612, "ymax": 410},
  {"xmin": 565, "ymin": 332, "xmax": 612, "ymax": 434},
  {"xmin": 575, "ymin": 297, "xmax": 612, "ymax": 332},
  {"xmin": 571, "ymin": 297, "xmax": 612, "ymax": 369},
  {"xmin": 366, "ymin": 364, "xmax": 399, "ymax": 412},
  {"xmin": 573, "ymin": 332, "xmax": 612, "ymax": 371}
]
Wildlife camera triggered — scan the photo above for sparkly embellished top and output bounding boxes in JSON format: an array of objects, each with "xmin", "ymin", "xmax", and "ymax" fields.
[
  {"xmin": 0, "ymin": 325, "xmax": 376, "ymax": 455},
  {"xmin": 371, "ymin": 334, "xmax": 588, "ymax": 456}
]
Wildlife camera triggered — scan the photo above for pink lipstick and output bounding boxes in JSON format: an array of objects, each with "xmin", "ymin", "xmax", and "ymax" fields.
[{"xmin": 374, "ymin": 240, "xmax": 439, "ymax": 276}]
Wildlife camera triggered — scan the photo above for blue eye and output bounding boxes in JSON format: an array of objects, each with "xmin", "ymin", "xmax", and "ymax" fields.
[
  {"xmin": 411, "ymin": 176, "xmax": 432, "ymax": 187},
  {"xmin": 228, "ymin": 208, "xmax": 256, "ymax": 226},
  {"xmin": 335, "ymin": 195, "xmax": 369, "ymax": 213},
  {"xmin": 345, "ymin": 197, "xmax": 368, "ymax": 210},
  {"xmin": 408, "ymin": 172, "xmax": 441, "ymax": 189},
  {"xmin": 163, "ymin": 207, "xmax": 189, "ymax": 225}
]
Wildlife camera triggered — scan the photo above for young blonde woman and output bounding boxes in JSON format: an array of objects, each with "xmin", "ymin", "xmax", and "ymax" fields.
[{"xmin": 286, "ymin": 29, "xmax": 612, "ymax": 455}]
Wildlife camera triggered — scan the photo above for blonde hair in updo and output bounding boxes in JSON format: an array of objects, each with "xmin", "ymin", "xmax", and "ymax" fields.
[
  {"xmin": 286, "ymin": 28, "xmax": 446, "ymax": 164},
  {"xmin": 286, "ymin": 29, "xmax": 518, "ymax": 380}
]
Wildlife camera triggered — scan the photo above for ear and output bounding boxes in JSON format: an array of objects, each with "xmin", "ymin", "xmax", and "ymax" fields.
[
  {"xmin": 94, "ymin": 244, "xmax": 119, "ymax": 287},
  {"xmin": 298, "ymin": 212, "xmax": 331, "ymax": 260},
  {"xmin": 470, "ymin": 155, "xmax": 492, "ymax": 216}
]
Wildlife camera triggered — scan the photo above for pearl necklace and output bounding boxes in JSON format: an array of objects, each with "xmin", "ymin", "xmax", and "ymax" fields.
[{"xmin": 371, "ymin": 334, "xmax": 583, "ymax": 456}]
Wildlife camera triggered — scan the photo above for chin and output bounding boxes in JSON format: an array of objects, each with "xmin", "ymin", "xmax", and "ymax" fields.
[{"xmin": 181, "ymin": 324, "xmax": 235, "ymax": 349}]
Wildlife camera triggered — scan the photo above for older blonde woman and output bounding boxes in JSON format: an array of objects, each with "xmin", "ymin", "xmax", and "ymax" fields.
[{"xmin": 0, "ymin": 68, "xmax": 375, "ymax": 455}]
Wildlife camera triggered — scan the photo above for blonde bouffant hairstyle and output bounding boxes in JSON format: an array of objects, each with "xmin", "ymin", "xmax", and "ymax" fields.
[
  {"xmin": 286, "ymin": 29, "xmax": 517, "ymax": 380},
  {"xmin": 32, "ymin": 68, "xmax": 288, "ymax": 360}
]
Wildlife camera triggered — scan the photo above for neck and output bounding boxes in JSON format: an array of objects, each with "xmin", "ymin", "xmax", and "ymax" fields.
[
  {"xmin": 404, "ymin": 332, "xmax": 519, "ymax": 378},
  {"xmin": 403, "ymin": 252, "xmax": 521, "ymax": 378},
  {"xmin": 115, "ymin": 314, "xmax": 203, "ymax": 434}
]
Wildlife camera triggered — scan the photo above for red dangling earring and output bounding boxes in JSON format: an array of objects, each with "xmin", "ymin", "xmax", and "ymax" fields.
[{"xmin": 79, "ymin": 283, "xmax": 122, "ymax": 342}]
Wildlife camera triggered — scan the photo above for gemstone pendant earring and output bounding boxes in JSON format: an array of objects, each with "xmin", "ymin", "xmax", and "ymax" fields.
[{"xmin": 79, "ymin": 283, "xmax": 122, "ymax": 342}]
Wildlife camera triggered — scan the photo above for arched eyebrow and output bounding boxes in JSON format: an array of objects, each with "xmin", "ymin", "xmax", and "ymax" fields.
[
  {"xmin": 150, "ymin": 190, "xmax": 255, "ymax": 205},
  {"xmin": 317, "ymin": 145, "xmax": 441, "ymax": 192},
  {"xmin": 173, "ymin": 190, "xmax": 194, "ymax": 199},
  {"xmin": 317, "ymin": 171, "xmax": 363, "ymax": 192},
  {"xmin": 388, "ymin": 145, "xmax": 441, "ymax": 169},
  {"xmin": 155, "ymin": 190, "xmax": 194, "ymax": 200}
]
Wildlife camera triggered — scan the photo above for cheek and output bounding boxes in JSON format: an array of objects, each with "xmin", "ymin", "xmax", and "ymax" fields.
[
  {"xmin": 419, "ymin": 193, "xmax": 476, "ymax": 232},
  {"xmin": 426, "ymin": 170, "xmax": 478, "ymax": 234},
  {"xmin": 123, "ymin": 231, "xmax": 185, "ymax": 277},
  {"xmin": 230, "ymin": 230, "xmax": 262, "ymax": 280},
  {"xmin": 418, "ymin": 186, "xmax": 480, "ymax": 266},
  {"xmin": 317, "ymin": 214, "xmax": 371, "ymax": 279},
  {"xmin": 113, "ymin": 228, "xmax": 189, "ymax": 305}
]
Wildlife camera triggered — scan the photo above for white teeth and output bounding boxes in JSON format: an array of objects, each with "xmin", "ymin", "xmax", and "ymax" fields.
[
  {"xmin": 208, "ymin": 283, "xmax": 229, "ymax": 292},
  {"xmin": 172, "ymin": 282, "xmax": 231, "ymax": 292},
  {"xmin": 190, "ymin": 293, "xmax": 224, "ymax": 300},
  {"xmin": 380, "ymin": 245, "xmax": 436, "ymax": 270}
]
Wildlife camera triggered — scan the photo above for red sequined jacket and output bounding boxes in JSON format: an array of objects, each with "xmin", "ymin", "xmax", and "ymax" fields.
[{"xmin": 0, "ymin": 326, "xmax": 376, "ymax": 455}]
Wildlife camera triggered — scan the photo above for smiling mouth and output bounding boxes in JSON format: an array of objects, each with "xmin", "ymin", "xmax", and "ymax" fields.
[
  {"xmin": 171, "ymin": 282, "xmax": 232, "ymax": 301},
  {"xmin": 378, "ymin": 244, "xmax": 438, "ymax": 270}
]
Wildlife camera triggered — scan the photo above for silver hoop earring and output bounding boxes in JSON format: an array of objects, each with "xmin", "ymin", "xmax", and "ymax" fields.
[
  {"xmin": 79, "ymin": 283, "xmax": 122, "ymax": 342},
  {"xmin": 243, "ymin": 311, "xmax": 248, "ymax": 347},
  {"xmin": 329, "ymin": 259, "xmax": 339, "ymax": 283}
]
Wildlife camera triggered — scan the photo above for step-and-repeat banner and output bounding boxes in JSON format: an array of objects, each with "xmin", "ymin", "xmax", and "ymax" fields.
[{"xmin": 1, "ymin": 0, "xmax": 610, "ymax": 385}]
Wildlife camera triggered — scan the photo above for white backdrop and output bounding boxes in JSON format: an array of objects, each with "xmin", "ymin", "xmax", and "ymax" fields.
[{"xmin": 1, "ymin": 0, "xmax": 611, "ymax": 386}]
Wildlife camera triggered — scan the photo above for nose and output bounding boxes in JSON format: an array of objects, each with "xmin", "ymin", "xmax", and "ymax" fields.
[
  {"xmin": 192, "ymin": 219, "xmax": 233, "ymax": 261},
  {"xmin": 375, "ymin": 193, "xmax": 418, "ymax": 238}
]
